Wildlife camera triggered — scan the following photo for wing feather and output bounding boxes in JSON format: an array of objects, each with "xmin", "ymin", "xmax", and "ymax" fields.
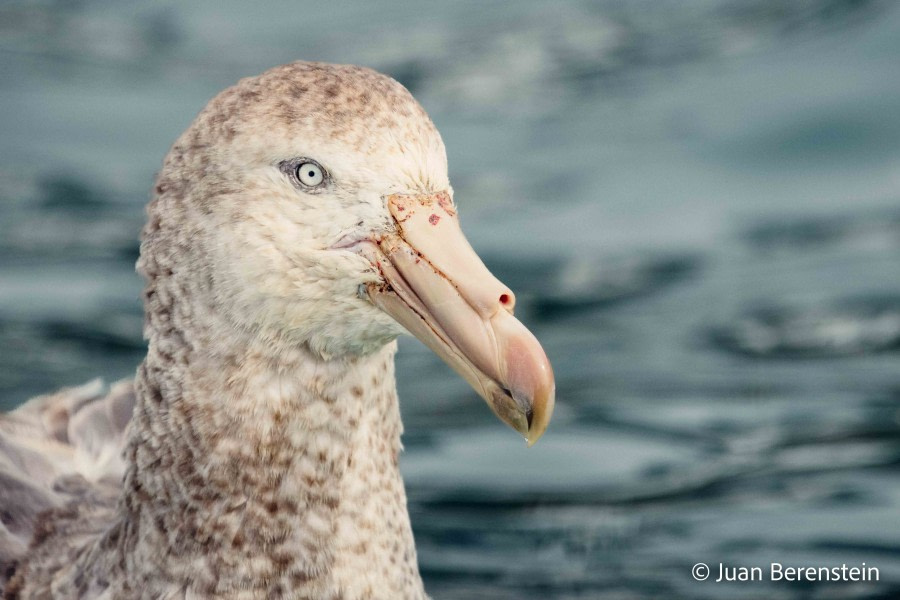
[{"xmin": 0, "ymin": 380, "xmax": 134, "ymax": 592}]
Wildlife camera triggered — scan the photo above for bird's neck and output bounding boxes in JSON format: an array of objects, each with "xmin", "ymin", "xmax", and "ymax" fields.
[{"xmin": 110, "ymin": 309, "xmax": 426, "ymax": 599}]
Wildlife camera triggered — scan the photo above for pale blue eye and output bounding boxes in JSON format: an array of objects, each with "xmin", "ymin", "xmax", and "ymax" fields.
[{"xmin": 297, "ymin": 162, "xmax": 324, "ymax": 187}]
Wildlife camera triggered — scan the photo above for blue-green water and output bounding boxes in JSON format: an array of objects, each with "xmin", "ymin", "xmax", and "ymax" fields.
[{"xmin": 2, "ymin": 1, "xmax": 899, "ymax": 597}]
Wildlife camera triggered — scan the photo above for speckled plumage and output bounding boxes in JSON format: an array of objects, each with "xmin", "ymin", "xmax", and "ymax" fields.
[{"xmin": 1, "ymin": 62, "xmax": 452, "ymax": 599}]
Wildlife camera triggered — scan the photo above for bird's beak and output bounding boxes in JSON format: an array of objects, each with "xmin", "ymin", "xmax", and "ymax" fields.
[{"xmin": 356, "ymin": 192, "xmax": 555, "ymax": 445}]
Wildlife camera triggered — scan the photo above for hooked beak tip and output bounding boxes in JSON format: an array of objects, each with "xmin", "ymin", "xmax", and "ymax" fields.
[{"xmin": 524, "ymin": 383, "xmax": 555, "ymax": 447}]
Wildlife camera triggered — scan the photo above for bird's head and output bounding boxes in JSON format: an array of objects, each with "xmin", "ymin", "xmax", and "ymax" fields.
[{"xmin": 144, "ymin": 62, "xmax": 554, "ymax": 444}]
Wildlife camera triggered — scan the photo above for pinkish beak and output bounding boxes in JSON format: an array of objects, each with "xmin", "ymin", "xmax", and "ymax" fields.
[{"xmin": 356, "ymin": 192, "xmax": 555, "ymax": 445}]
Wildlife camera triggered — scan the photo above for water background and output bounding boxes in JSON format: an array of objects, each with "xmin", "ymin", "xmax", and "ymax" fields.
[{"xmin": 2, "ymin": 1, "xmax": 899, "ymax": 598}]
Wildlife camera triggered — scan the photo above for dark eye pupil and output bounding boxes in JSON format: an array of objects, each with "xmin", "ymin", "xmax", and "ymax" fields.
[{"xmin": 308, "ymin": 170, "xmax": 315, "ymax": 177}]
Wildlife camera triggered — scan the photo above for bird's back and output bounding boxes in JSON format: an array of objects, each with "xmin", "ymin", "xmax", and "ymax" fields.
[{"xmin": 0, "ymin": 380, "xmax": 134, "ymax": 597}]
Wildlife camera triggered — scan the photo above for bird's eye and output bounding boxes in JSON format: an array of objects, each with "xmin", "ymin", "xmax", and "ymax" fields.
[
  {"xmin": 297, "ymin": 162, "xmax": 324, "ymax": 187},
  {"xmin": 278, "ymin": 158, "xmax": 329, "ymax": 192}
]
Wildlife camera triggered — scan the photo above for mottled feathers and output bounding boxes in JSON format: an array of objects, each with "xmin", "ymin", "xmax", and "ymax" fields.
[
  {"xmin": 1, "ymin": 380, "xmax": 133, "ymax": 595},
  {"xmin": 1, "ymin": 61, "xmax": 443, "ymax": 599}
]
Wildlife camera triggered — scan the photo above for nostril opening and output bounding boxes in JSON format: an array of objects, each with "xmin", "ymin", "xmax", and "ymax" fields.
[{"xmin": 499, "ymin": 293, "xmax": 510, "ymax": 305}]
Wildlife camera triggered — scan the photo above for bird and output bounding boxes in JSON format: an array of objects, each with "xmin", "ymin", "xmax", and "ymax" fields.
[{"xmin": 0, "ymin": 61, "xmax": 555, "ymax": 599}]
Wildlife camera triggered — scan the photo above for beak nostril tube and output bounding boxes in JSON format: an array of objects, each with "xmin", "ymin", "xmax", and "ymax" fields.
[{"xmin": 499, "ymin": 291, "xmax": 516, "ymax": 313}]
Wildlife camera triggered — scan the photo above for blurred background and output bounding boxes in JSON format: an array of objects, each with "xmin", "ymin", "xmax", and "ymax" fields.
[{"xmin": 2, "ymin": 0, "xmax": 899, "ymax": 598}]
